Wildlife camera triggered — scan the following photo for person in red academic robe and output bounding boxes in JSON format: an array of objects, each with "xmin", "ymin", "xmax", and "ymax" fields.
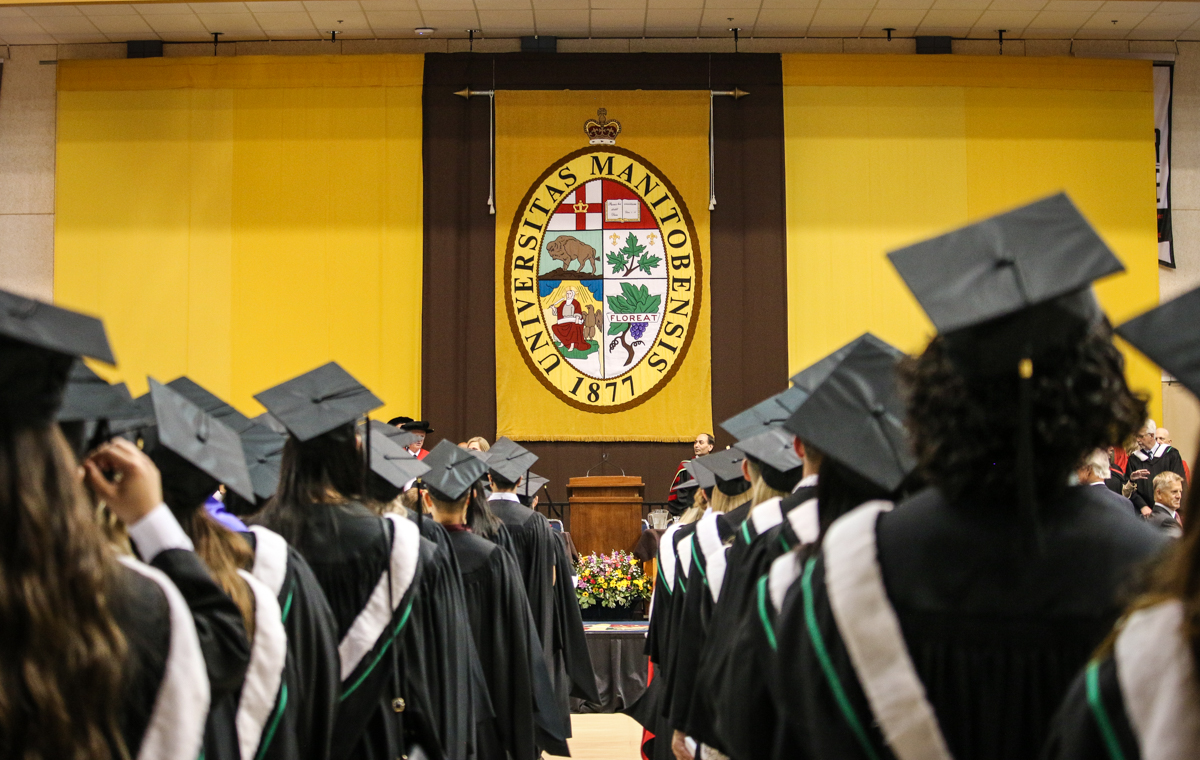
[{"xmin": 551, "ymin": 289, "xmax": 590, "ymax": 352}]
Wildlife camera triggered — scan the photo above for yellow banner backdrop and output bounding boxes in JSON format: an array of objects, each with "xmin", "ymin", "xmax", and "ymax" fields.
[
  {"xmin": 495, "ymin": 91, "xmax": 712, "ymax": 441},
  {"xmin": 783, "ymin": 54, "xmax": 1163, "ymax": 422},
  {"xmin": 55, "ymin": 55, "xmax": 424, "ymax": 420}
]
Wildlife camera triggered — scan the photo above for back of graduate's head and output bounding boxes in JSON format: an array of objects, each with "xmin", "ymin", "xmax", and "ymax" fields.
[
  {"xmin": 422, "ymin": 483, "xmax": 470, "ymax": 521},
  {"xmin": 274, "ymin": 421, "xmax": 363, "ymax": 507},
  {"xmin": 815, "ymin": 457, "xmax": 900, "ymax": 545},
  {"xmin": 488, "ymin": 471, "xmax": 519, "ymax": 492},
  {"xmin": 900, "ymin": 323, "xmax": 1145, "ymax": 510},
  {"xmin": 467, "ymin": 481, "xmax": 503, "ymax": 539}
]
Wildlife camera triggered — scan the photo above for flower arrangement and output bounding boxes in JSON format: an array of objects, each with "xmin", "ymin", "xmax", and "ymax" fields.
[{"xmin": 575, "ymin": 550, "xmax": 652, "ymax": 610}]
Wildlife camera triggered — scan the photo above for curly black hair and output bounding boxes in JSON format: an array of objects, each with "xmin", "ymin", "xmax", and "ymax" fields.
[{"xmin": 900, "ymin": 321, "xmax": 1146, "ymax": 509}]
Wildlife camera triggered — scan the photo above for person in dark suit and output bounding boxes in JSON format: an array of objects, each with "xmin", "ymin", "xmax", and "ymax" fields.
[
  {"xmin": 1103, "ymin": 446, "xmax": 1127, "ymax": 495},
  {"xmin": 1076, "ymin": 449, "xmax": 1137, "ymax": 516},
  {"xmin": 1145, "ymin": 470, "xmax": 1184, "ymax": 538}
]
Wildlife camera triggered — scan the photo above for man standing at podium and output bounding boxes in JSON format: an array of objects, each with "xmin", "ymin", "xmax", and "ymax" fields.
[{"xmin": 667, "ymin": 433, "xmax": 715, "ymax": 516}]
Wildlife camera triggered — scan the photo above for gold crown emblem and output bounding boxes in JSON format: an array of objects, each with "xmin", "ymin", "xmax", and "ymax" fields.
[
  {"xmin": 573, "ymin": 200, "xmax": 589, "ymax": 213},
  {"xmin": 584, "ymin": 108, "xmax": 621, "ymax": 145}
]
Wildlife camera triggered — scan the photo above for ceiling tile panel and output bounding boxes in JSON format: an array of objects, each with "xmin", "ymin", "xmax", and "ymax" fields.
[
  {"xmin": 708, "ymin": 0, "xmax": 765, "ymax": 8},
  {"xmin": 971, "ymin": 8, "xmax": 1039, "ymax": 27},
  {"xmin": 931, "ymin": 0, "xmax": 991, "ymax": 10},
  {"xmin": 23, "ymin": 5, "xmax": 82, "ymax": 16},
  {"xmin": 874, "ymin": 0, "xmax": 933, "ymax": 8},
  {"xmin": 534, "ymin": 0, "xmax": 588, "ymax": 8},
  {"xmin": 809, "ymin": 7, "xmax": 872, "ymax": 25},
  {"xmin": 251, "ymin": 11, "xmax": 316, "ymax": 27},
  {"xmin": 1134, "ymin": 11, "xmax": 1200, "ymax": 30},
  {"xmin": 302, "ymin": 1, "xmax": 362, "ymax": 11},
  {"xmin": 865, "ymin": 9, "xmax": 928, "ymax": 26},
  {"xmin": 88, "ymin": 14, "xmax": 156, "ymax": 33},
  {"xmin": 308, "ymin": 10, "xmax": 371, "ymax": 28},
  {"xmin": 646, "ymin": 7, "xmax": 703, "ymax": 25},
  {"xmin": 700, "ymin": 7, "xmax": 757, "ymax": 27},
  {"xmin": 245, "ymin": 1, "xmax": 307, "ymax": 11},
  {"xmin": 761, "ymin": 0, "xmax": 818, "ymax": 7},
  {"xmin": 197, "ymin": 12, "xmax": 263, "ymax": 30},
  {"xmin": 535, "ymin": 8, "xmax": 590, "ymax": 30},
  {"xmin": 1043, "ymin": 0, "xmax": 1102, "ymax": 9},
  {"xmin": 478, "ymin": 8, "xmax": 536, "ymax": 27},
  {"xmin": 52, "ymin": 31, "xmax": 111, "ymax": 41},
  {"xmin": 806, "ymin": 24, "xmax": 868, "ymax": 34},
  {"xmin": 1080, "ymin": 10, "xmax": 1148, "ymax": 27},
  {"xmin": 1021, "ymin": 25, "xmax": 1081, "ymax": 34},
  {"xmin": 80, "ymin": 4, "xmax": 140, "ymax": 16},
  {"xmin": 817, "ymin": 0, "xmax": 878, "ymax": 9},
  {"xmin": 137, "ymin": 3, "xmax": 202, "ymax": 14},
  {"xmin": 143, "ymin": 14, "xmax": 210, "ymax": 32},
  {"xmin": 1100, "ymin": 0, "xmax": 1158, "ymax": 11},
  {"xmin": 590, "ymin": 7, "xmax": 645, "ymax": 33},
  {"xmin": 417, "ymin": 0, "xmax": 475, "ymax": 10},
  {"xmin": 359, "ymin": 0, "xmax": 419, "ymax": 10},
  {"xmin": 0, "ymin": 16, "xmax": 50, "ymax": 33},
  {"xmin": 418, "ymin": 9, "xmax": 480, "ymax": 25},
  {"xmin": 476, "ymin": 0, "xmax": 531, "ymax": 9},
  {"xmin": 590, "ymin": 0, "xmax": 649, "ymax": 8},
  {"xmin": 1026, "ymin": 9, "xmax": 1092, "ymax": 25},
  {"xmin": 920, "ymin": 8, "xmax": 982, "ymax": 24},
  {"xmin": 2, "ymin": 32, "xmax": 58, "ymax": 43},
  {"xmin": 263, "ymin": 26, "xmax": 317, "ymax": 35},
  {"xmin": 190, "ymin": 2, "xmax": 250, "ymax": 13},
  {"xmin": 0, "ymin": 7, "xmax": 28, "ymax": 17},
  {"xmin": 32, "ymin": 15, "xmax": 99, "ymax": 32},
  {"xmin": 915, "ymin": 23, "xmax": 973, "ymax": 33},
  {"xmin": 365, "ymin": 9, "xmax": 424, "ymax": 27},
  {"xmin": 987, "ymin": 0, "xmax": 1047, "ymax": 10},
  {"xmin": 753, "ymin": 8, "xmax": 814, "ymax": 32}
]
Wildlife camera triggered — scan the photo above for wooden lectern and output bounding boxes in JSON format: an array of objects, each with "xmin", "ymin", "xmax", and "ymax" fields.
[{"xmin": 567, "ymin": 475, "xmax": 645, "ymax": 558}]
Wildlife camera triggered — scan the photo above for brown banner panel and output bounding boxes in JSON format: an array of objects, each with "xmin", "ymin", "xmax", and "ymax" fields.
[{"xmin": 422, "ymin": 52, "xmax": 787, "ymax": 511}]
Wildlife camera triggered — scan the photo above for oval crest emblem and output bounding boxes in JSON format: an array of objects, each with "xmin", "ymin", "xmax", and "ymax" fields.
[{"xmin": 504, "ymin": 143, "xmax": 703, "ymax": 412}]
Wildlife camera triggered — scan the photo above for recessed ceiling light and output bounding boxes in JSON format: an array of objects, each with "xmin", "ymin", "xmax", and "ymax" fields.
[{"xmin": 415, "ymin": 27, "xmax": 435, "ymax": 35}]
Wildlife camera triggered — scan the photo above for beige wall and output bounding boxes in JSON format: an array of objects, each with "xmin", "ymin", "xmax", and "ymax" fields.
[{"xmin": 2, "ymin": 36, "xmax": 1198, "ymax": 463}]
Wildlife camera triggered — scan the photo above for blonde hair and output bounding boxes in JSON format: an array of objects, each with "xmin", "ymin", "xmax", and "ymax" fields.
[
  {"xmin": 466, "ymin": 436, "xmax": 491, "ymax": 452},
  {"xmin": 745, "ymin": 458, "xmax": 789, "ymax": 507}
]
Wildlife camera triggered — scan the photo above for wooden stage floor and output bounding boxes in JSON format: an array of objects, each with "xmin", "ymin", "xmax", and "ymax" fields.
[{"xmin": 547, "ymin": 713, "xmax": 643, "ymax": 760}]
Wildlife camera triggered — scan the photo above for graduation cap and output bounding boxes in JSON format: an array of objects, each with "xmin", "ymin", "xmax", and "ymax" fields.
[
  {"xmin": 389, "ymin": 415, "xmax": 433, "ymax": 434},
  {"xmin": 516, "ymin": 472, "xmax": 550, "ymax": 505},
  {"xmin": 733, "ymin": 428, "xmax": 803, "ymax": 474},
  {"xmin": 239, "ymin": 422, "xmax": 288, "ymax": 502},
  {"xmin": 1116, "ymin": 286, "xmax": 1200, "ymax": 399},
  {"xmin": 254, "ymin": 411, "xmax": 288, "ymax": 436},
  {"xmin": 694, "ymin": 448, "xmax": 748, "ymax": 496},
  {"xmin": 366, "ymin": 420, "xmax": 430, "ymax": 488},
  {"xmin": 150, "ymin": 378, "xmax": 255, "ymax": 502},
  {"xmin": 420, "ymin": 440, "xmax": 490, "ymax": 501},
  {"xmin": 374, "ymin": 424, "xmax": 421, "ymax": 451},
  {"xmin": 254, "ymin": 362, "xmax": 383, "ymax": 442},
  {"xmin": 888, "ymin": 193, "xmax": 1122, "ymax": 374},
  {"xmin": 0, "ymin": 288, "xmax": 115, "ymax": 365},
  {"xmin": 108, "ymin": 392, "xmax": 157, "ymax": 436},
  {"xmin": 689, "ymin": 459, "xmax": 717, "ymax": 491},
  {"xmin": 783, "ymin": 338, "xmax": 914, "ymax": 493},
  {"xmin": 167, "ymin": 377, "xmax": 254, "ymax": 434},
  {"xmin": 57, "ymin": 361, "xmax": 132, "ymax": 422},
  {"xmin": 486, "ymin": 437, "xmax": 539, "ymax": 483}
]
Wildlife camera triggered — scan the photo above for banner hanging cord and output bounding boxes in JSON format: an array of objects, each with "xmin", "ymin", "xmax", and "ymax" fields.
[{"xmin": 456, "ymin": 86, "xmax": 748, "ymax": 215}]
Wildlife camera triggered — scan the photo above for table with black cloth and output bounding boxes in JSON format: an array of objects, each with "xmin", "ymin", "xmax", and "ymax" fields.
[{"xmin": 569, "ymin": 622, "xmax": 650, "ymax": 714}]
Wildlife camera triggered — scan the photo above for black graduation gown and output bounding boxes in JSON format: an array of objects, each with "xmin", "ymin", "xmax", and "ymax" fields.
[
  {"xmin": 1127, "ymin": 446, "xmax": 1186, "ymax": 508},
  {"xmin": 447, "ymin": 529, "xmax": 552, "ymax": 760},
  {"xmin": 664, "ymin": 503, "xmax": 752, "ymax": 737},
  {"xmin": 1042, "ymin": 656, "xmax": 1140, "ymax": 760},
  {"xmin": 692, "ymin": 485, "xmax": 818, "ymax": 758},
  {"xmin": 774, "ymin": 486, "xmax": 1167, "ymax": 760},
  {"xmin": 257, "ymin": 502, "xmax": 478, "ymax": 760},
  {"xmin": 489, "ymin": 498, "xmax": 599, "ymax": 716},
  {"xmin": 241, "ymin": 528, "xmax": 341, "ymax": 760},
  {"xmin": 109, "ymin": 547, "xmax": 251, "ymax": 760}
]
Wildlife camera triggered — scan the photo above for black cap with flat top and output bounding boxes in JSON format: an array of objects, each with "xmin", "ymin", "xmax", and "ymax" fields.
[
  {"xmin": 108, "ymin": 392, "xmax": 157, "ymax": 436},
  {"xmin": 253, "ymin": 361, "xmax": 383, "ymax": 442},
  {"xmin": 1116, "ymin": 286, "xmax": 1200, "ymax": 399},
  {"xmin": 373, "ymin": 423, "xmax": 422, "ymax": 451},
  {"xmin": 240, "ymin": 422, "xmax": 288, "ymax": 501},
  {"xmin": 783, "ymin": 338, "xmax": 914, "ymax": 493},
  {"xmin": 486, "ymin": 437, "xmax": 540, "ymax": 483},
  {"xmin": 57, "ymin": 361, "xmax": 132, "ymax": 422},
  {"xmin": 0, "ymin": 288, "xmax": 115, "ymax": 365},
  {"xmin": 421, "ymin": 439, "xmax": 490, "ymax": 501},
  {"xmin": 167, "ymin": 376, "xmax": 254, "ymax": 434},
  {"xmin": 733, "ymin": 428, "xmax": 803, "ymax": 474},
  {"xmin": 888, "ymin": 193, "xmax": 1123, "ymax": 374},
  {"xmin": 693, "ymin": 448, "xmax": 747, "ymax": 495},
  {"xmin": 150, "ymin": 378, "xmax": 255, "ymax": 502},
  {"xmin": 688, "ymin": 459, "xmax": 716, "ymax": 491},
  {"xmin": 366, "ymin": 420, "xmax": 430, "ymax": 488},
  {"xmin": 517, "ymin": 472, "xmax": 550, "ymax": 500}
]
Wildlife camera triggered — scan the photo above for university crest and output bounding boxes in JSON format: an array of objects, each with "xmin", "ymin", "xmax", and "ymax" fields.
[{"xmin": 504, "ymin": 109, "xmax": 703, "ymax": 412}]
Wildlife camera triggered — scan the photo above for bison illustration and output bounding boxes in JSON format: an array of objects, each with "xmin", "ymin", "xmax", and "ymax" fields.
[{"xmin": 546, "ymin": 235, "xmax": 599, "ymax": 275}]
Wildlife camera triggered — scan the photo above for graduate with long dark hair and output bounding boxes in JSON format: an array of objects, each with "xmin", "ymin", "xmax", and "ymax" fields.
[
  {"xmin": 252, "ymin": 362, "xmax": 481, "ymax": 760},
  {"xmin": 1045, "ymin": 285, "xmax": 1200, "ymax": 759},
  {"xmin": 772, "ymin": 195, "xmax": 1167, "ymax": 760},
  {"xmin": 0, "ymin": 289, "xmax": 248, "ymax": 760},
  {"xmin": 146, "ymin": 379, "xmax": 341, "ymax": 760}
]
